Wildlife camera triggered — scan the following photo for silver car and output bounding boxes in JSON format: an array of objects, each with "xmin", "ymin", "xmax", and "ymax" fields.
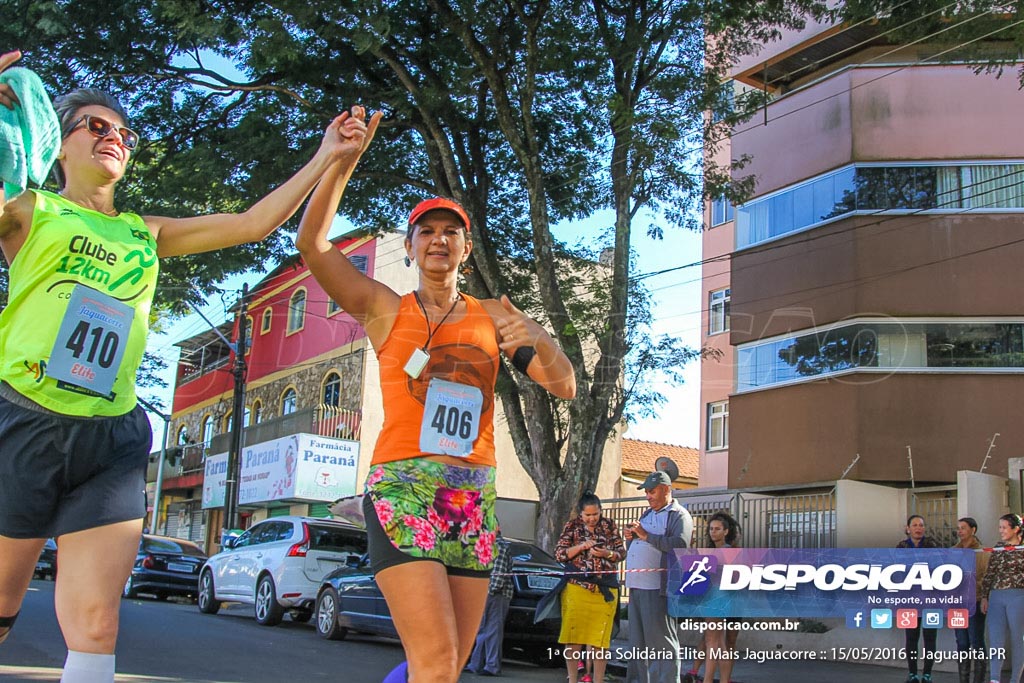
[{"xmin": 197, "ymin": 516, "xmax": 366, "ymax": 626}]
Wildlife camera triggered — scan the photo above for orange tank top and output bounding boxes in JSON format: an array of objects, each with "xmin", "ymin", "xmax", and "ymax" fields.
[{"xmin": 372, "ymin": 292, "xmax": 499, "ymax": 467}]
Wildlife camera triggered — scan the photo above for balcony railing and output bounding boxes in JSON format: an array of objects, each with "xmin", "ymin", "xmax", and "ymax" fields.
[
  {"xmin": 178, "ymin": 355, "xmax": 231, "ymax": 384},
  {"xmin": 168, "ymin": 405, "xmax": 363, "ymax": 478}
]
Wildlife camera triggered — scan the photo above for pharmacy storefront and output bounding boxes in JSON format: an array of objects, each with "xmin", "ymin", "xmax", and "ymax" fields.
[{"xmin": 202, "ymin": 434, "xmax": 359, "ymax": 531}]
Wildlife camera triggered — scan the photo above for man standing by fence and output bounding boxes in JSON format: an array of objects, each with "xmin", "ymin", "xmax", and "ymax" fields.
[{"xmin": 623, "ymin": 471, "xmax": 693, "ymax": 683}]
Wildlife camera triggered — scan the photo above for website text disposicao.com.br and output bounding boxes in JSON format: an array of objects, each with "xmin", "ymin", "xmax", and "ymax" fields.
[{"xmin": 678, "ymin": 618, "xmax": 801, "ymax": 632}]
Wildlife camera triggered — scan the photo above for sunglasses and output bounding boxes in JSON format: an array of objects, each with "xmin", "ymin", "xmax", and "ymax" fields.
[{"xmin": 67, "ymin": 114, "xmax": 139, "ymax": 150}]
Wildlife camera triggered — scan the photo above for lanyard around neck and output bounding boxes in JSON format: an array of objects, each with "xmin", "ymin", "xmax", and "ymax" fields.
[{"xmin": 413, "ymin": 291, "xmax": 462, "ymax": 352}]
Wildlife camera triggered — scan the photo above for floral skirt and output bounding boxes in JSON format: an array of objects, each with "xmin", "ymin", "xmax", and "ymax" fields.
[{"xmin": 364, "ymin": 458, "xmax": 498, "ymax": 571}]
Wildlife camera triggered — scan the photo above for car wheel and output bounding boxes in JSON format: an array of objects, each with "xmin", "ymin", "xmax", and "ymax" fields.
[
  {"xmin": 315, "ymin": 587, "xmax": 348, "ymax": 640},
  {"xmin": 254, "ymin": 575, "xmax": 285, "ymax": 626},
  {"xmin": 122, "ymin": 575, "xmax": 138, "ymax": 599},
  {"xmin": 290, "ymin": 609, "xmax": 313, "ymax": 623},
  {"xmin": 197, "ymin": 570, "xmax": 221, "ymax": 615}
]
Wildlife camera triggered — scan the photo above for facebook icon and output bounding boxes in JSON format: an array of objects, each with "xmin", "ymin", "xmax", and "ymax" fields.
[{"xmin": 846, "ymin": 610, "xmax": 866, "ymax": 629}]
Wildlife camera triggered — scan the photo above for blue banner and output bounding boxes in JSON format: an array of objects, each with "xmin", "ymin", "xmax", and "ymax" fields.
[{"xmin": 668, "ymin": 548, "xmax": 976, "ymax": 621}]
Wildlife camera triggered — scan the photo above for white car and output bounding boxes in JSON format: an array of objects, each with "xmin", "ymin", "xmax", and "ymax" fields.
[{"xmin": 197, "ymin": 516, "xmax": 367, "ymax": 626}]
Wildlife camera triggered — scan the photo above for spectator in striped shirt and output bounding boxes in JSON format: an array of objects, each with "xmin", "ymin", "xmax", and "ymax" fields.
[{"xmin": 467, "ymin": 533, "xmax": 513, "ymax": 676}]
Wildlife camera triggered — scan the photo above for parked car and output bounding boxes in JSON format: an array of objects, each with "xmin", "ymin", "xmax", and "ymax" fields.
[
  {"xmin": 34, "ymin": 538, "xmax": 57, "ymax": 580},
  {"xmin": 313, "ymin": 537, "xmax": 565, "ymax": 666},
  {"xmin": 123, "ymin": 535, "xmax": 208, "ymax": 601},
  {"xmin": 198, "ymin": 516, "xmax": 367, "ymax": 626}
]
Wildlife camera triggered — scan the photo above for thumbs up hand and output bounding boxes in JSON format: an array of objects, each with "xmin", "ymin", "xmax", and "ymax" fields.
[{"xmin": 496, "ymin": 294, "xmax": 541, "ymax": 351}]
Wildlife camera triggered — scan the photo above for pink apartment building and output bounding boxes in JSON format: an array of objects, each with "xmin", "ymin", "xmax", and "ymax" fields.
[{"xmin": 699, "ymin": 14, "xmax": 1024, "ymax": 489}]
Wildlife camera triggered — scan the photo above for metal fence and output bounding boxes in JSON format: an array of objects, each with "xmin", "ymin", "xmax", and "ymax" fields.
[
  {"xmin": 910, "ymin": 485, "xmax": 958, "ymax": 546},
  {"xmin": 603, "ymin": 484, "xmax": 837, "ymax": 600}
]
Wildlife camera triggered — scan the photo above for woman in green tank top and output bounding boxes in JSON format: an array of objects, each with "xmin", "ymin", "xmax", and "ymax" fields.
[{"xmin": 0, "ymin": 48, "xmax": 374, "ymax": 682}]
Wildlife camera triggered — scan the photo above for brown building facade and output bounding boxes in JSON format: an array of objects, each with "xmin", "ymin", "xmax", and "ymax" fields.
[{"xmin": 699, "ymin": 17, "xmax": 1024, "ymax": 489}]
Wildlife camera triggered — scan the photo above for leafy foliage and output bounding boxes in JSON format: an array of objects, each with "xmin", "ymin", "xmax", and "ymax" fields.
[{"xmin": 1, "ymin": 0, "xmax": 823, "ymax": 542}]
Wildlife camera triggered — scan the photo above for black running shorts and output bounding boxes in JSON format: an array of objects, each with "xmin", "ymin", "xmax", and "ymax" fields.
[{"xmin": 0, "ymin": 384, "xmax": 152, "ymax": 539}]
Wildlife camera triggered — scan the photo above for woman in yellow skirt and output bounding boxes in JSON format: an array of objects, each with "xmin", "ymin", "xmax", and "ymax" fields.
[{"xmin": 554, "ymin": 492, "xmax": 625, "ymax": 683}]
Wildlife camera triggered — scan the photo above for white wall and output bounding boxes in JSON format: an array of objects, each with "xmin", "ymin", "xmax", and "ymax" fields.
[
  {"xmin": 957, "ymin": 470, "xmax": 1009, "ymax": 546},
  {"xmin": 835, "ymin": 480, "xmax": 907, "ymax": 548}
]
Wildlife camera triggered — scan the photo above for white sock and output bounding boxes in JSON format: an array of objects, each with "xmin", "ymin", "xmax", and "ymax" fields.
[{"xmin": 60, "ymin": 651, "xmax": 115, "ymax": 683}]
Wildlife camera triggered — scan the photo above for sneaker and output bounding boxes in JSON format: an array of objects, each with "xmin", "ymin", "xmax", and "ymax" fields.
[
  {"xmin": 580, "ymin": 675, "xmax": 592, "ymax": 683},
  {"xmin": 920, "ymin": 676, "xmax": 932, "ymax": 683},
  {"xmin": 578, "ymin": 662, "xmax": 586, "ymax": 672},
  {"xmin": 905, "ymin": 675, "xmax": 919, "ymax": 683}
]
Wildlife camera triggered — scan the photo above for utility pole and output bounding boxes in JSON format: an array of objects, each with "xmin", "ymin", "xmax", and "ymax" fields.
[
  {"xmin": 137, "ymin": 397, "xmax": 170, "ymax": 534},
  {"xmin": 223, "ymin": 283, "xmax": 249, "ymax": 539}
]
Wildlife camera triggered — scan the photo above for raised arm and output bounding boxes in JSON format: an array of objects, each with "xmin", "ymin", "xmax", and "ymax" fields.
[
  {"xmin": 0, "ymin": 50, "xmax": 28, "ymax": 248},
  {"xmin": 146, "ymin": 108, "xmax": 370, "ymax": 258},
  {"xmin": 0, "ymin": 49, "xmax": 22, "ymax": 223},
  {"xmin": 294, "ymin": 111, "xmax": 398, "ymax": 343},
  {"xmin": 484, "ymin": 296, "xmax": 577, "ymax": 400}
]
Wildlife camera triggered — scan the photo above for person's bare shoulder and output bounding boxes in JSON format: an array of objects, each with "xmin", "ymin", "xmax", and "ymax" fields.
[{"xmin": 0, "ymin": 190, "xmax": 35, "ymax": 241}]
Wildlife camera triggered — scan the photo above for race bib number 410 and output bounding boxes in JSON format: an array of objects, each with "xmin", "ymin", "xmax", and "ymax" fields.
[
  {"xmin": 47, "ymin": 285, "xmax": 134, "ymax": 398},
  {"xmin": 419, "ymin": 379, "xmax": 483, "ymax": 457}
]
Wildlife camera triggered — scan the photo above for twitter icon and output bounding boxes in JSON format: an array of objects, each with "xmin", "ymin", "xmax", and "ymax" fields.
[{"xmin": 871, "ymin": 609, "xmax": 893, "ymax": 629}]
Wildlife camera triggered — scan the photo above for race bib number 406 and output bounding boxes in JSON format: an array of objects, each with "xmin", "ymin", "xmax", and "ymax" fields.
[
  {"xmin": 419, "ymin": 378, "xmax": 483, "ymax": 457},
  {"xmin": 47, "ymin": 285, "xmax": 134, "ymax": 397}
]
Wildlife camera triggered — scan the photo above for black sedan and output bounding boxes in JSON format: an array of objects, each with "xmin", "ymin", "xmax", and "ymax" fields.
[
  {"xmin": 34, "ymin": 538, "xmax": 57, "ymax": 580},
  {"xmin": 313, "ymin": 538, "xmax": 564, "ymax": 666},
  {"xmin": 123, "ymin": 535, "xmax": 207, "ymax": 601}
]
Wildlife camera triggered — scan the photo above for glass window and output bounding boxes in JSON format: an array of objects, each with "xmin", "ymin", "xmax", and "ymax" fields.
[
  {"xmin": 708, "ymin": 401, "xmax": 729, "ymax": 450},
  {"xmin": 792, "ymin": 182, "xmax": 815, "ymax": 229},
  {"xmin": 348, "ymin": 254, "xmax": 369, "ymax": 274},
  {"xmin": 711, "ymin": 197, "xmax": 734, "ymax": 227},
  {"xmin": 142, "ymin": 537, "xmax": 206, "ymax": 557},
  {"xmin": 327, "ymin": 298, "xmax": 342, "ymax": 316},
  {"xmin": 249, "ymin": 523, "xmax": 276, "ymax": 545},
  {"xmin": 323, "ymin": 372, "xmax": 342, "ymax": 407},
  {"xmin": 738, "ymin": 321, "xmax": 1024, "ymax": 391},
  {"xmin": 176, "ymin": 425, "xmax": 189, "ymax": 446},
  {"xmin": 232, "ymin": 528, "xmax": 255, "ymax": 548},
  {"xmin": 261, "ymin": 308, "xmax": 272, "ymax": 334},
  {"xmin": 201, "ymin": 415, "xmax": 215, "ymax": 445},
  {"xmin": 281, "ymin": 388, "xmax": 297, "ymax": 416},
  {"xmin": 709, "ymin": 288, "xmax": 730, "ymax": 335},
  {"xmin": 737, "ymin": 163, "xmax": 1024, "ymax": 249},
  {"xmin": 288, "ymin": 289, "xmax": 306, "ymax": 334},
  {"xmin": 223, "ymin": 411, "xmax": 233, "ymax": 434},
  {"xmin": 251, "ymin": 400, "xmax": 263, "ymax": 425},
  {"xmin": 308, "ymin": 525, "xmax": 368, "ymax": 554}
]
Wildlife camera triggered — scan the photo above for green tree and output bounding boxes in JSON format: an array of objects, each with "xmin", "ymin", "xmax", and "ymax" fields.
[{"xmin": 1, "ymin": 0, "xmax": 820, "ymax": 545}]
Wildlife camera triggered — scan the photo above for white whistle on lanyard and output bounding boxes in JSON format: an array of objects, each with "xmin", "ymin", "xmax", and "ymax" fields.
[{"xmin": 404, "ymin": 347, "xmax": 430, "ymax": 378}]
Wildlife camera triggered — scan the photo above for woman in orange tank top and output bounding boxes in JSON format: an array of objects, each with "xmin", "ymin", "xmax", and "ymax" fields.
[{"xmin": 296, "ymin": 126, "xmax": 575, "ymax": 683}]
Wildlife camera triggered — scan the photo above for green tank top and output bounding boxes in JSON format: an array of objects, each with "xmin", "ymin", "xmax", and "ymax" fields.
[{"xmin": 0, "ymin": 190, "xmax": 159, "ymax": 416}]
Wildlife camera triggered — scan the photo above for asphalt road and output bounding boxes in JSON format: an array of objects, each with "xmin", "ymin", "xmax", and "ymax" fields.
[{"xmin": 0, "ymin": 579, "xmax": 561, "ymax": 682}]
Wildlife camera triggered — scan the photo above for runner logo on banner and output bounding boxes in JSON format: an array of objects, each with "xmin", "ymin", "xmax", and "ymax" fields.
[{"xmin": 668, "ymin": 548, "xmax": 976, "ymax": 619}]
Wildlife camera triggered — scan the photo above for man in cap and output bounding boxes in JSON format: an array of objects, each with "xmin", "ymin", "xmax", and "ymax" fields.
[{"xmin": 623, "ymin": 471, "xmax": 693, "ymax": 683}]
